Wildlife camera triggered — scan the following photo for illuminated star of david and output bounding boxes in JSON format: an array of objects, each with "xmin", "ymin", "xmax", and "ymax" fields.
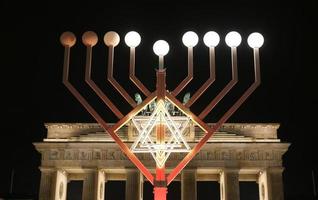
[{"xmin": 130, "ymin": 100, "xmax": 191, "ymax": 167}]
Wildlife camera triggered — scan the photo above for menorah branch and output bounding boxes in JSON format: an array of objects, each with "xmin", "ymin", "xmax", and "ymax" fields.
[
  {"xmin": 171, "ymin": 47, "xmax": 193, "ymax": 96},
  {"xmin": 129, "ymin": 47, "xmax": 151, "ymax": 96},
  {"xmin": 199, "ymin": 47, "xmax": 239, "ymax": 119},
  {"xmin": 84, "ymin": 44, "xmax": 124, "ymax": 119},
  {"xmin": 107, "ymin": 46, "xmax": 137, "ymax": 107},
  {"xmin": 186, "ymin": 46, "xmax": 216, "ymax": 107}
]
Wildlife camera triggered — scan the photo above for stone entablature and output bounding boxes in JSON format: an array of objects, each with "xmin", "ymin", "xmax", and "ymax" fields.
[
  {"xmin": 34, "ymin": 142, "xmax": 288, "ymax": 169},
  {"xmin": 44, "ymin": 123, "xmax": 280, "ymax": 140}
]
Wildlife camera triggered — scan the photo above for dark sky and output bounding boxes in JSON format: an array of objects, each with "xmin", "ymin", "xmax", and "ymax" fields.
[{"xmin": 1, "ymin": 1, "xmax": 318, "ymax": 199}]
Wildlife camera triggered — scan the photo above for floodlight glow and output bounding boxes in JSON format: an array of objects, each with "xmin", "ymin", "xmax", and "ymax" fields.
[
  {"xmin": 153, "ymin": 40, "xmax": 170, "ymax": 56},
  {"xmin": 124, "ymin": 31, "xmax": 141, "ymax": 47},
  {"xmin": 203, "ymin": 31, "xmax": 220, "ymax": 47},
  {"xmin": 225, "ymin": 31, "xmax": 242, "ymax": 47},
  {"xmin": 182, "ymin": 31, "xmax": 199, "ymax": 47},
  {"xmin": 247, "ymin": 32, "xmax": 264, "ymax": 48}
]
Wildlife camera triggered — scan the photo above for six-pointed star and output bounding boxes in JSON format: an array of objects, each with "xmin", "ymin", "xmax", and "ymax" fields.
[{"xmin": 130, "ymin": 100, "xmax": 191, "ymax": 167}]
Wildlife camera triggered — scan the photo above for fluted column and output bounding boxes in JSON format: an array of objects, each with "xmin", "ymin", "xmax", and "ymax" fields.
[
  {"xmin": 219, "ymin": 168, "xmax": 240, "ymax": 200},
  {"xmin": 125, "ymin": 168, "xmax": 143, "ymax": 200},
  {"xmin": 258, "ymin": 167, "xmax": 284, "ymax": 200},
  {"xmin": 39, "ymin": 168, "xmax": 54, "ymax": 200},
  {"xmin": 52, "ymin": 169, "xmax": 68, "ymax": 200},
  {"xmin": 181, "ymin": 168, "xmax": 197, "ymax": 200}
]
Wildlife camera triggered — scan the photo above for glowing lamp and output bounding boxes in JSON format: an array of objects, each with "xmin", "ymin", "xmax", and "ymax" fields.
[
  {"xmin": 247, "ymin": 32, "xmax": 264, "ymax": 48},
  {"xmin": 124, "ymin": 31, "xmax": 141, "ymax": 47},
  {"xmin": 182, "ymin": 31, "xmax": 199, "ymax": 47},
  {"xmin": 203, "ymin": 31, "xmax": 220, "ymax": 47},
  {"xmin": 153, "ymin": 40, "xmax": 169, "ymax": 56},
  {"xmin": 225, "ymin": 31, "xmax": 242, "ymax": 47}
]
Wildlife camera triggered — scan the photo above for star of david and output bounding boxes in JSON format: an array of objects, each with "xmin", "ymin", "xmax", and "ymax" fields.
[{"xmin": 130, "ymin": 100, "xmax": 191, "ymax": 167}]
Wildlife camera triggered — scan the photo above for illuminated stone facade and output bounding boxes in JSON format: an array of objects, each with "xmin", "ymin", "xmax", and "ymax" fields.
[{"xmin": 34, "ymin": 123, "xmax": 289, "ymax": 200}]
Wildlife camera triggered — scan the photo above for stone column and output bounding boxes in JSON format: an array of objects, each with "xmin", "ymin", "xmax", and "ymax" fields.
[
  {"xmin": 258, "ymin": 167, "xmax": 284, "ymax": 200},
  {"xmin": 181, "ymin": 168, "xmax": 197, "ymax": 200},
  {"xmin": 96, "ymin": 170, "xmax": 106, "ymax": 200},
  {"xmin": 219, "ymin": 168, "xmax": 240, "ymax": 200},
  {"xmin": 125, "ymin": 168, "xmax": 143, "ymax": 200},
  {"xmin": 52, "ymin": 169, "xmax": 68, "ymax": 200},
  {"xmin": 39, "ymin": 168, "xmax": 54, "ymax": 200},
  {"xmin": 82, "ymin": 170, "xmax": 98, "ymax": 200}
]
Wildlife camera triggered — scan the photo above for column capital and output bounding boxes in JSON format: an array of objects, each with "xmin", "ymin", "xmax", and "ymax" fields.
[{"xmin": 39, "ymin": 167, "xmax": 55, "ymax": 172}]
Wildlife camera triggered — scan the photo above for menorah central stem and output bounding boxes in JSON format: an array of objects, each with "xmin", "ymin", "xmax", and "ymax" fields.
[
  {"xmin": 153, "ymin": 66, "xmax": 168, "ymax": 200},
  {"xmin": 156, "ymin": 69, "xmax": 166, "ymax": 100}
]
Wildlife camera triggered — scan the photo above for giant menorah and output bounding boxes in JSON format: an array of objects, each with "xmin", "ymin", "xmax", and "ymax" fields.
[{"xmin": 60, "ymin": 30, "xmax": 263, "ymax": 200}]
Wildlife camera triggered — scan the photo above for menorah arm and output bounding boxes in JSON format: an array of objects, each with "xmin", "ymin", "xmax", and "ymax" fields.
[
  {"xmin": 171, "ymin": 47, "xmax": 194, "ymax": 96},
  {"xmin": 186, "ymin": 47, "xmax": 216, "ymax": 107},
  {"xmin": 167, "ymin": 48, "xmax": 261, "ymax": 185},
  {"xmin": 129, "ymin": 47, "xmax": 151, "ymax": 96},
  {"xmin": 84, "ymin": 46, "xmax": 124, "ymax": 119},
  {"xmin": 199, "ymin": 47, "xmax": 239, "ymax": 119},
  {"xmin": 107, "ymin": 46, "xmax": 137, "ymax": 107},
  {"xmin": 62, "ymin": 46, "xmax": 154, "ymax": 184}
]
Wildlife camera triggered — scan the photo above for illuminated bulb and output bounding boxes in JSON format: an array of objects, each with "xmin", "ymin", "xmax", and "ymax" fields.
[
  {"xmin": 203, "ymin": 31, "xmax": 220, "ymax": 47},
  {"xmin": 60, "ymin": 32, "xmax": 76, "ymax": 47},
  {"xmin": 82, "ymin": 31, "xmax": 98, "ymax": 47},
  {"xmin": 104, "ymin": 31, "xmax": 120, "ymax": 47},
  {"xmin": 153, "ymin": 40, "xmax": 169, "ymax": 56},
  {"xmin": 247, "ymin": 32, "xmax": 264, "ymax": 48},
  {"xmin": 225, "ymin": 31, "xmax": 242, "ymax": 47},
  {"xmin": 124, "ymin": 31, "xmax": 141, "ymax": 47},
  {"xmin": 182, "ymin": 31, "xmax": 199, "ymax": 47}
]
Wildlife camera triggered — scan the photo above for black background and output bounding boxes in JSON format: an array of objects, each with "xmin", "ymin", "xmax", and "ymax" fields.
[{"xmin": 1, "ymin": 1, "xmax": 318, "ymax": 199}]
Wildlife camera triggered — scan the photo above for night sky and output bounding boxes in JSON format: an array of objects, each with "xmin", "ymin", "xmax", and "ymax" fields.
[{"xmin": 1, "ymin": 1, "xmax": 318, "ymax": 199}]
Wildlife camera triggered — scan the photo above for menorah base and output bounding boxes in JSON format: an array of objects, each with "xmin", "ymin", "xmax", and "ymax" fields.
[{"xmin": 154, "ymin": 187, "xmax": 167, "ymax": 200}]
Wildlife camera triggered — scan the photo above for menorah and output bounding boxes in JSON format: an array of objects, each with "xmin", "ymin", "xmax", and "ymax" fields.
[{"xmin": 60, "ymin": 30, "xmax": 263, "ymax": 200}]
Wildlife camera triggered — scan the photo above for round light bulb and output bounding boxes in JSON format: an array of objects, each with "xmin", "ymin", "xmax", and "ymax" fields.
[
  {"xmin": 82, "ymin": 31, "xmax": 98, "ymax": 47},
  {"xmin": 247, "ymin": 32, "xmax": 264, "ymax": 48},
  {"xmin": 225, "ymin": 31, "xmax": 242, "ymax": 47},
  {"xmin": 182, "ymin": 31, "xmax": 199, "ymax": 47},
  {"xmin": 153, "ymin": 40, "xmax": 169, "ymax": 56},
  {"xmin": 104, "ymin": 31, "xmax": 120, "ymax": 47},
  {"xmin": 203, "ymin": 31, "xmax": 220, "ymax": 47},
  {"xmin": 124, "ymin": 31, "xmax": 141, "ymax": 47},
  {"xmin": 60, "ymin": 31, "xmax": 76, "ymax": 47}
]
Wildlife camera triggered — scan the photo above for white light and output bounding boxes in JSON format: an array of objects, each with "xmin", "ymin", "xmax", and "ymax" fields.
[
  {"xmin": 203, "ymin": 31, "xmax": 220, "ymax": 47},
  {"xmin": 182, "ymin": 31, "xmax": 199, "ymax": 47},
  {"xmin": 247, "ymin": 32, "xmax": 264, "ymax": 48},
  {"xmin": 124, "ymin": 31, "xmax": 141, "ymax": 47},
  {"xmin": 225, "ymin": 31, "xmax": 242, "ymax": 47},
  {"xmin": 153, "ymin": 40, "xmax": 169, "ymax": 56}
]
